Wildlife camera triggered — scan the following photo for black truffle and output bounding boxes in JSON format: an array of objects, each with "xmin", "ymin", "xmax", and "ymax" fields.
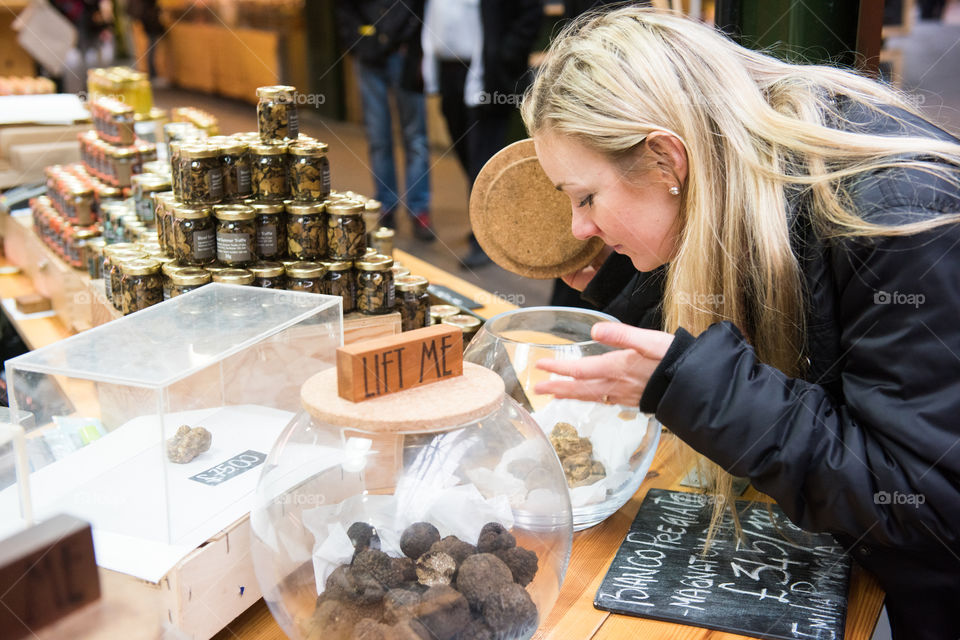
[
  {"xmin": 429, "ymin": 535, "xmax": 477, "ymax": 565},
  {"xmin": 477, "ymin": 522, "xmax": 516, "ymax": 553},
  {"xmin": 303, "ymin": 598, "xmax": 357, "ymax": 639},
  {"xmin": 354, "ymin": 548, "xmax": 408, "ymax": 589},
  {"xmin": 400, "ymin": 522, "xmax": 441, "ymax": 560},
  {"xmin": 457, "ymin": 617, "xmax": 495, "ymax": 640},
  {"xmin": 393, "ymin": 556, "xmax": 418, "ymax": 584},
  {"xmin": 494, "ymin": 546, "xmax": 539, "ymax": 586},
  {"xmin": 324, "ymin": 565, "xmax": 386, "ymax": 604},
  {"xmin": 348, "ymin": 521, "xmax": 381, "ymax": 551},
  {"xmin": 383, "ymin": 588, "xmax": 421, "ymax": 624},
  {"xmin": 416, "ymin": 550, "xmax": 457, "ymax": 586},
  {"xmin": 481, "ymin": 582, "xmax": 538, "ymax": 635},
  {"xmin": 455, "ymin": 553, "xmax": 514, "ymax": 610},
  {"xmin": 415, "ymin": 585, "xmax": 471, "ymax": 640}
]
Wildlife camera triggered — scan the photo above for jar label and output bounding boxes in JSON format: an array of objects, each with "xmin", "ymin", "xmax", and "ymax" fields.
[
  {"xmin": 257, "ymin": 223, "xmax": 278, "ymax": 256},
  {"xmin": 287, "ymin": 108, "xmax": 299, "ymax": 139},
  {"xmin": 236, "ymin": 165, "xmax": 252, "ymax": 196},
  {"xmin": 194, "ymin": 227, "xmax": 216, "ymax": 260},
  {"xmin": 136, "ymin": 197, "xmax": 156, "ymax": 223},
  {"xmin": 322, "ymin": 164, "xmax": 331, "ymax": 195},
  {"xmin": 206, "ymin": 167, "xmax": 224, "ymax": 200},
  {"xmin": 217, "ymin": 232, "xmax": 253, "ymax": 263}
]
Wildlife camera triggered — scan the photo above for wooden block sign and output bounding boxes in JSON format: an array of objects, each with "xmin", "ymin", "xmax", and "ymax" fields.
[
  {"xmin": 0, "ymin": 514, "xmax": 101, "ymax": 638},
  {"xmin": 337, "ymin": 325, "xmax": 463, "ymax": 402}
]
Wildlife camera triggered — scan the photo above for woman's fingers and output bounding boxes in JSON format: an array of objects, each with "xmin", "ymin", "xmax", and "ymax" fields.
[
  {"xmin": 535, "ymin": 353, "xmax": 619, "ymax": 379},
  {"xmin": 592, "ymin": 322, "xmax": 675, "ymax": 360}
]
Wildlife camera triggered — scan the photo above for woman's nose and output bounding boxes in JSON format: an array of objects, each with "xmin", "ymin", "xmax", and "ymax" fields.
[{"xmin": 571, "ymin": 211, "xmax": 598, "ymax": 240}]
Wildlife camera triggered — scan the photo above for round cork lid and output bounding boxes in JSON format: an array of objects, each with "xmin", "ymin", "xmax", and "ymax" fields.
[
  {"xmin": 469, "ymin": 138, "xmax": 605, "ymax": 279},
  {"xmin": 301, "ymin": 362, "xmax": 505, "ymax": 433}
]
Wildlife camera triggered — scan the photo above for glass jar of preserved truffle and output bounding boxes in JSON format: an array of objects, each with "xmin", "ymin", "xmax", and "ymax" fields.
[
  {"xmin": 320, "ymin": 260, "xmax": 355, "ymax": 312},
  {"xmin": 250, "ymin": 142, "xmax": 289, "ymax": 201},
  {"xmin": 155, "ymin": 191, "xmax": 175, "ymax": 256},
  {"xmin": 256, "ymin": 85, "xmax": 299, "ymax": 142},
  {"xmin": 250, "ymin": 201, "xmax": 287, "ymax": 260},
  {"xmin": 131, "ymin": 173, "xmax": 170, "ymax": 223},
  {"xmin": 107, "ymin": 248, "xmax": 146, "ymax": 307},
  {"xmin": 391, "ymin": 264, "xmax": 411, "ymax": 280},
  {"xmin": 219, "ymin": 139, "xmax": 252, "ymax": 202},
  {"xmin": 430, "ymin": 304, "xmax": 461, "ymax": 326},
  {"xmin": 362, "ymin": 198, "xmax": 381, "ymax": 235},
  {"xmin": 86, "ymin": 238, "xmax": 107, "ymax": 279},
  {"xmin": 326, "ymin": 200, "xmax": 366, "ymax": 260},
  {"xmin": 288, "ymin": 141, "xmax": 330, "ymax": 202},
  {"xmin": 120, "ymin": 258, "xmax": 163, "ymax": 315},
  {"xmin": 173, "ymin": 204, "xmax": 216, "ymax": 266},
  {"xmin": 355, "ymin": 254, "xmax": 394, "ymax": 314},
  {"xmin": 286, "ymin": 202, "xmax": 326, "ymax": 260},
  {"xmin": 395, "ymin": 275, "xmax": 430, "ymax": 332},
  {"xmin": 168, "ymin": 267, "xmax": 211, "ymax": 297},
  {"xmin": 250, "ymin": 360, "xmax": 573, "ymax": 640},
  {"xmin": 101, "ymin": 242, "xmax": 139, "ymax": 299},
  {"xmin": 285, "ymin": 261, "xmax": 327, "ymax": 294},
  {"xmin": 370, "ymin": 226, "xmax": 394, "ymax": 257},
  {"xmin": 178, "ymin": 143, "xmax": 224, "ymax": 205},
  {"xmin": 249, "ymin": 261, "xmax": 286, "ymax": 289},
  {"xmin": 214, "ymin": 204, "xmax": 256, "ymax": 267},
  {"xmin": 443, "ymin": 314, "xmax": 483, "ymax": 349},
  {"xmin": 212, "ymin": 269, "xmax": 255, "ymax": 286}
]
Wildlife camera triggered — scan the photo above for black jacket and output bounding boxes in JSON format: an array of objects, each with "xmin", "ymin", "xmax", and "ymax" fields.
[
  {"xmin": 336, "ymin": 0, "xmax": 425, "ymax": 90},
  {"xmin": 478, "ymin": 0, "xmax": 543, "ymax": 112},
  {"xmin": 583, "ymin": 103, "xmax": 960, "ymax": 639}
]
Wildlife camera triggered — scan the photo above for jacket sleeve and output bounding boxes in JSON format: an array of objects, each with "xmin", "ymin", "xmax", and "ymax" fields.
[
  {"xmin": 646, "ymin": 217, "xmax": 960, "ymax": 551},
  {"xmin": 581, "ymin": 255, "xmax": 665, "ymax": 329}
]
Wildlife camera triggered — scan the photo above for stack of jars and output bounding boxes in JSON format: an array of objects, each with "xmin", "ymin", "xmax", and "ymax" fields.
[
  {"xmin": 78, "ymin": 127, "xmax": 157, "ymax": 190},
  {"xmin": 89, "ymin": 96, "xmax": 136, "ymax": 146},
  {"xmin": 171, "ymin": 106, "xmax": 219, "ymax": 136},
  {"xmin": 86, "ymin": 67, "xmax": 153, "ymax": 116},
  {"xmin": 29, "ymin": 196, "xmax": 101, "ymax": 270}
]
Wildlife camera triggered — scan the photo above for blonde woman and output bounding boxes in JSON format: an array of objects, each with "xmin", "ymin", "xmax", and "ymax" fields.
[{"xmin": 524, "ymin": 8, "xmax": 960, "ymax": 639}]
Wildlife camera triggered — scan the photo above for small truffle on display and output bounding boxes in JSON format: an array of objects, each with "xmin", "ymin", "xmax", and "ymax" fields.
[
  {"xmin": 416, "ymin": 584, "xmax": 471, "ymax": 640},
  {"xmin": 348, "ymin": 522, "xmax": 381, "ymax": 552},
  {"xmin": 494, "ymin": 547, "xmax": 539, "ymax": 587},
  {"xmin": 166, "ymin": 425, "xmax": 212, "ymax": 463},
  {"xmin": 400, "ymin": 521, "xmax": 440, "ymax": 560},
  {"xmin": 477, "ymin": 521, "xmax": 516, "ymax": 553},
  {"xmin": 455, "ymin": 553, "xmax": 514, "ymax": 610},
  {"xmin": 416, "ymin": 550, "xmax": 457, "ymax": 586}
]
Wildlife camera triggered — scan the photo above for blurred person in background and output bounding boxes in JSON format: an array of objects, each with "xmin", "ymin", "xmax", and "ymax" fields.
[
  {"xmin": 337, "ymin": 0, "xmax": 434, "ymax": 241},
  {"xmin": 422, "ymin": 0, "xmax": 543, "ymax": 268},
  {"xmin": 127, "ymin": 0, "xmax": 164, "ymax": 82}
]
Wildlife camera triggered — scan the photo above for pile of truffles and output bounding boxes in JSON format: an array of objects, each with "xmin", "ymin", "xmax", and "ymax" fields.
[
  {"xmin": 550, "ymin": 422, "xmax": 606, "ymax": 488},
  {"xmin": 166, "ymin": 425, "xmax": 212, "ymax": 463},
  {"xmin": 301, "ymin": 521, "xmax": 540, "ymax": 640}
]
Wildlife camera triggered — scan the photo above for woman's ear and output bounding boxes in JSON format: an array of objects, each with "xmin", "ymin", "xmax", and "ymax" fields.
[{"xmin": 645, "ymin": 131, "xmax": 688, "ymax": 187}]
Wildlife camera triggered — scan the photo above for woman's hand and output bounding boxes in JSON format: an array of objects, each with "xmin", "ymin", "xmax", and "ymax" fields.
[
  {"xmin": 534, "ymin": 322, "xmax": 675, "ymax": 406},
  {"xmin": 562, "ymin": 245, "xmax": 613, "ymax": 291}
]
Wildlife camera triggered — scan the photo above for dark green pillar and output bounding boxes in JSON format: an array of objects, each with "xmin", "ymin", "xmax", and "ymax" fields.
[{"xmin": 715, "ymin": 0, "xmax": 862, "ymax": 67}]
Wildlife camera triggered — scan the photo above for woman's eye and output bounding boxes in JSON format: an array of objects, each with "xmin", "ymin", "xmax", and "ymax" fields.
[{"xmin": 578, "ymin": 194, "xmax": 594, "ymax": 208}]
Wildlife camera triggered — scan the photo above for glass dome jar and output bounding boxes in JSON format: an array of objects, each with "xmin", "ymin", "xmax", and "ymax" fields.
[
  {"xmin": 250, "ymin": 362, "xmax": 572, "ymax": 640},
  {"xmin": 463, "ymin": 307, "xmax": 661, "ymax": 530}
]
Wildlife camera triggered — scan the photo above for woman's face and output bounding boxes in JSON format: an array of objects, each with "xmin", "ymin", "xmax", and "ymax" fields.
[{"xmin": 534, "ymin": 131, "xmax": 682, "ymax": 272}]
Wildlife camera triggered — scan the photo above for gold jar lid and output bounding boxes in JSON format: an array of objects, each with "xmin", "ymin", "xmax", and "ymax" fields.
[
  {"xmin": 365, "ymin": 199, "xmax": 382, "ymax": 213},
  {"xmin": 103, "ymin": 242, "xmax": 141, "ymax": 257},
  {"xmin": 113, "ymin": 147, "xmax": 138, "ymax": 159},
  {"xmin": 320, "ymin": 259, "xmax": 353, "ymax": 272},
  {"xmin": 161, "ymin": 260, "xmax": 191, "ymax": 276},
  {"xmin": 212, "ymin": 269, "xmax": 254, "ymax": 285},
  {"xmin": 327, "ymin": 200, "xmax": 364, "ymax": 216},
  {"xmin": 355, "ymin": 255, "xmax": 393, "ymax": 272},
  {"xmin": 143, "ymin": 245, "xmax": 167, "ymax": 258},
  {"xmin": 395, "ymin": 274, "xmax": 429, "ymax": 293},
  {"xmin": 248, "ymin": 201, "xmax": 284, "ymax": 215},
  {"xmin": 256, "ymin": 85, "xmax": 296, "ymax": 101},
  {"xmin": 173, "ymin": 204, "xmax": 212, "ymax": 220},
  {"xmin": 170, "ymin": 267, "xmax": 211, "ymax": 286},
  {"xmin": 98, "ymin": 185, "xmax": 123, "ymax": 199},
  {"xmin": 142, "ymin": 160, "xmax": 171, "ymax": 176},
  {"xmin": 213, "ymin": 204, "xmax": 256, "ymax": 221},
  {"xmin": 121, "ymin": 257, "xmax": 162, "ymax": 276},
  {"xmin": 288, "ymin": 141, "xmax": 328, "ymax": 156},
  {"xmin": 249, "ymin": 142, "xmax": 288, "ymax": 155},
  {"xmin": 179, "ymin": 142, "xmax": 219, "ymax": 159},
  {"xmin": 219, "ymin": 140, "xmax": 248, "ymax": 155},
  {"xmin": 442, "ymin": 314, "xmax": 482, "ymax": 331},
  {"xmin": 372, "ymin": 226, "xmax": 394, "ymax": 240},
  {"xmin": 285, "ymin": 261, "xmax": 327, "ymax": 278},
  {"xmin": 285, "ymin": 202, "xmax": 325, "ymax": 215},
  {"xmin": 132, "ymin": 174, "xmax": 171, "ymax": 193},
  {"xmin": 203, "ymin": 263, "xmax": 232, "ymax": 274},
  {"xmin": 73, "ymin": 229, "xmax": 99, "ymax": 241},
  {"xmin": 248, "ymin": 261, "xmax": 285, "ymax": 278},
  {"xmin": 364, "ymin": 247, "xmax": 378, "ymax": 257},
  {"xmin": 391, "ymin": 265, "xmax": 411, "ymax": 279},
  {"xmin": 279, "ymin": 258, "xmax": 301, "ymax": 269},
  {"xmin": 430, "ymin": 304, "xmax": 460, "ymax": 323},
  {"xmin": 87, "ymin": 238, "xmax": 107, "ymax": 250}
]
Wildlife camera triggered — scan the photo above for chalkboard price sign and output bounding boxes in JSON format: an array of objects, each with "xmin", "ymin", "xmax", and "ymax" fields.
[{"xmin": 594, "ymin": 489, "xmax": 851, "ymax": 640}]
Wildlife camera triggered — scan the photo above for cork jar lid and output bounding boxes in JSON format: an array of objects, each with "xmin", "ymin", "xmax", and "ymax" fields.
[
  {"xmin": 301, "ymin": 362, "xmax": 505, "ymax": 433},
  {"xmin": 469, "ymin": 138, "xmax": 605, "ymax": 279}
]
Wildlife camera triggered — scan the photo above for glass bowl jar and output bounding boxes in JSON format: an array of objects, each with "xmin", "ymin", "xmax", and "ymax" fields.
[
  {"xmin": 463, "ymin": 307, "xmax": 661, "ymax": 530},
  {"xmin": 250, "ymin": 362, "xmax": 572, "ymax": 640}
]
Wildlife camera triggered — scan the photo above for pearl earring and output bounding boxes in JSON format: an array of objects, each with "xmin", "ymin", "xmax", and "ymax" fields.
[{"xmin": 669, "ymin": 186, "xmax": 680, "ymax": 196}]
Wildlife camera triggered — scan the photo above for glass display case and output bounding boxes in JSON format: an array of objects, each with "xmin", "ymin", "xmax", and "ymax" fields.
[
  {"xmin": 251, "ymin": 362, "xmax": 573, "ymax": 640},
  {"xmin": 464, "ymin": 307, "xmax": 661, "ymax": 530},
  {"xmin": 0, "ymin": 284, "xmax": 341, "ymax": 579}
]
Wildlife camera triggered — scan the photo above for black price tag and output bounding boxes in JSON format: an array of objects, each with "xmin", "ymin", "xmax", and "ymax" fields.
[{"xmin": 189, "ymin": 450, "xmax": 267, "ymax": 486}]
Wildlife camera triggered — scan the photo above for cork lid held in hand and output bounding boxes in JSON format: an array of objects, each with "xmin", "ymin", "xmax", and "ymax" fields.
[{"xmin": 469, "ymin": 138, "xmax": 605, "ymax": 279}]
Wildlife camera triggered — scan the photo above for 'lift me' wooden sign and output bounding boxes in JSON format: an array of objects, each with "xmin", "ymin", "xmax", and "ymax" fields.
[{"xmin": 336, "ymin": 325, "xmax": 463, "ymax": 402}]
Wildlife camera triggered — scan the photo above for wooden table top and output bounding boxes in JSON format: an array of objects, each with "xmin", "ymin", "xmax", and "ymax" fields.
[{"xmin": 213, "ymin": 431, "xmax": 885, "ymax": 640}]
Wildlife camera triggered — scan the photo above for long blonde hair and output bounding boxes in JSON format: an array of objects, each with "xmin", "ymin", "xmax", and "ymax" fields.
[{"xmin": 521, "ymin": 7, "xmax": 960, "ymax": 535}]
